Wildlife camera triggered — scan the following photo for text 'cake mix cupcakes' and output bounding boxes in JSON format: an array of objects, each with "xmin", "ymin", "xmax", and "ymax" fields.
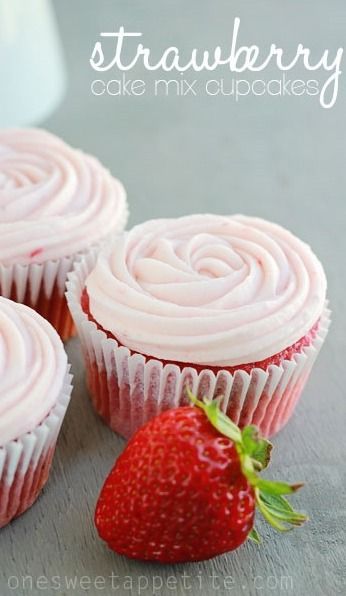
[
  {"xmin": 67, "ymin": 214, "xmax": 330, "ymax": 439},
  {"xmin": 0, "ymin": 297, "xmax": 72, "ymax": 528},
  {"xmin": 0, "ymin": 128, "xmax": 128, "ymax": 340}
]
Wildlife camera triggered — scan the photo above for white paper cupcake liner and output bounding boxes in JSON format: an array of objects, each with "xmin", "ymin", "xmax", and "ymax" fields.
[
  {"xmin": 67, "ymin": 252, "xmax": 330, "ymax": 439},
  {"xmin": 0, "ymin": 236, "xmax": 123, "ymax": 341},
  {"xmin": 0, "ymin": 366, "xmax": 73, "ymax": 528}
]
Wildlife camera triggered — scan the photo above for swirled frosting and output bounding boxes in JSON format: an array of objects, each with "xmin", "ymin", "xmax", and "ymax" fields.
[
  {"xmin": 85, "ymin": 214, "xmax": 327, "ymax": 366},
  {"xmin": 0, "ymin": 128, "xmax": 128, "ymax": 265},
  {"xmin": 0, "ymin": 297, "xmax": 67, "ymax": 446}
]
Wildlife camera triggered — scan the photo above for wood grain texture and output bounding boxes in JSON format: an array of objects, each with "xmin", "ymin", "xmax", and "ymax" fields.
[{"xmin": 1, "ymin": 1, "xmax": 346, "ymax": 595}]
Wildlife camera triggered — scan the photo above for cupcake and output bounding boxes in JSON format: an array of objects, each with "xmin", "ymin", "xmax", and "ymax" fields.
[
  {"xmin": 0, "ymin": 297, "xmax": 72, "ymax": 528},
  {"xmin": 67, "ymin": 214, "xmax": 330, "ymax": 439},
  {"xmin": 0, "ymin": 128, "xmax": 128, "ymax": 340}
]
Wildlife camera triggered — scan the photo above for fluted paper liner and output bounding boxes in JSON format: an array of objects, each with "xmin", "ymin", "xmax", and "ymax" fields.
[
  {"xmin": 0, "ymin": 254, "xmax": 83, "ymax": 340},
  {"xmin": 67, "ymin": 252, "xmax": 330, "ymax": 439},
  {"xmin": 0, "ymin": 367, "xmax": 72, "ymax": 528},
  {"xmin": 0, "ymin": 238, "xmax": 115, "ymax": 341}
]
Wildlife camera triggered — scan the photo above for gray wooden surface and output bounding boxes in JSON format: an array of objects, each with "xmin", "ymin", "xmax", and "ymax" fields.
[{"xmin": 1, "ymin": 1, "xmax": 346, "ymax": 595}]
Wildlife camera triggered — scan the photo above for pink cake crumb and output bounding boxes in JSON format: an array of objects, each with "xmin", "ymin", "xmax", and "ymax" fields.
[{"xmin": 29, "ymin": 247, "xmax": 43, "ymax": 259}]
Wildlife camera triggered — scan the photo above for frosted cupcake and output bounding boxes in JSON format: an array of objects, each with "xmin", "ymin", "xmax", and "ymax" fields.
[
  {"xmin": 67, "ymin": 214, "xmax": 330, "ymax": 438},
  {"xmin": 0, "ymin": 297, "xmax": 72, "ymax": 528},
  {"xmin": 0, "ymin": 128, "xmax": 128, "ymax": 340}
]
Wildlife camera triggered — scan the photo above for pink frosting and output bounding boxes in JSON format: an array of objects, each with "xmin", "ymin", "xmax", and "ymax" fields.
[
  {"xmin": 0, "ymin": 297, "xmax": 67, "ymax": 446},
  {"xmin": 86, "ymin": 214, "xmax": 327, "ymax": 366},
  {"xmin": 0, "ymin": 128, "xmax": 128, "ymax": 265}
]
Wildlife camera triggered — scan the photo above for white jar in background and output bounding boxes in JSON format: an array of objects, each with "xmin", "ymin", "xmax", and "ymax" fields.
[{"xmin": 0, "ymin": 0, "xmax": 66, "ymax": 127}]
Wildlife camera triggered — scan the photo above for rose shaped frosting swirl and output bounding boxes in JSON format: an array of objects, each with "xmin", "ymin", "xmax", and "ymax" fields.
[
  {"xmin": 0, "ymin": 128, "xmax": 128, "ymax": 265},
  {"xmin": 86, "ymin": 214, "xmax": 327, "ymax": 366},
  {"xmin": 0, "ymin": 297, "xmax": 67, "ymax": 446}
]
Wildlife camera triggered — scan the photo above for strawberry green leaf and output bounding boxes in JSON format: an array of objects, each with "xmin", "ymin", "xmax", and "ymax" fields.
[
  {"xmin": 187, "ymin": 391, "xmax": 242, "ymax": 444},
  {"xmin": 260, "ymin": 492, "xmax": 301, "ymax": 514},
  {"xmin": 256, "ymin": 490, "xmax": 307, "ymax": 530},
  {"xmin": 187, "ymin": 389, "xmax": 308, "ymax": 538},
  {"xmin": 259, "ymin": 493, "xmax": 307, "ymax": 525},
  {"xmin": 241, "ymin": 426, "xmax": 272, "ymax": 470},
  {"xmin": 256, "ymin": 478, "xmax": 303, "ymax": 495},
  {"xmin": 248, "ymin": 527, "xmax": 261, "ymax": 543},
  {"xmin": 256, "ymin": 497, "xmax": 293, "ymax": 532}
]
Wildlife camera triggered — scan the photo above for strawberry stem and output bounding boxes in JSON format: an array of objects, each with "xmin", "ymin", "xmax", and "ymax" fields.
[{"xmin": 187, "ymin": 390, "xmax": 308, "ymax": 539}]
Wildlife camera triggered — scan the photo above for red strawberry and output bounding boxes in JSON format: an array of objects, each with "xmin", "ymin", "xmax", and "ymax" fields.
[{"xmin": 95, "ymin": 393, "xmax": 307, "ymax": 563}]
